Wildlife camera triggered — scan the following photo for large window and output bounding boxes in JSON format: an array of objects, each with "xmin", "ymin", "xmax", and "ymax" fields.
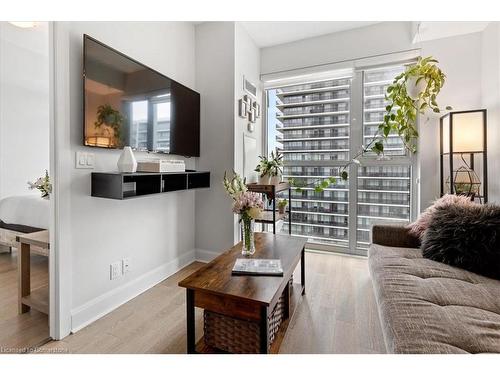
[{"xmin": 266, "ymin": 65, "xmax": 415, "ymax": 256}]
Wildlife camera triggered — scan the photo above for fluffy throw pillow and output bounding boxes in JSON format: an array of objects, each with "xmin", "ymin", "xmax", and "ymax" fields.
[
  {"xmin": 408, "ymin": 194, "xmax": 477, "ymax": 239},
  {"xmin": 421, "ymin": 204, "xmax": 500, "ymax": 280}
]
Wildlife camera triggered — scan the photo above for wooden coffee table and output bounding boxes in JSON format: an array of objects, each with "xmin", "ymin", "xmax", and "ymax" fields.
[{"xmin": 179, "ymin": 232, "xmax": 306, "ymax": 354}]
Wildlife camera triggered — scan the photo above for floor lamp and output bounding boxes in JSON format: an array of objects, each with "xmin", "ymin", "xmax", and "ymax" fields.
[{"xmin": 440, "ymin": 109, "xmax": 487, "ymax": 203}]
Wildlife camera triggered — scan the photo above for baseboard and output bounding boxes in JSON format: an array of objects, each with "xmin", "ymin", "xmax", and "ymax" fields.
[
  {"xmin": 70, "ymin": 250, "xmax": 196, "ymax": 333},
  {"xmin": 195, "ymin": 248, "xmax": 220, "ymax": 262}
]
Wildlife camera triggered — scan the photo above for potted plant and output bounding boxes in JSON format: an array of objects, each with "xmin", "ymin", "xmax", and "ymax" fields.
[
  {"xmin": 255, "ymin": 151, "xmax": 284, "ymax": 185},
  {"xmin": 278, "ymin": 199, "xmax": 287, "ymax": 215},
  {"xmin": 268, "ymin": 151, "xmax": 284, "ymax": 185},
  {"xmin": 223, "ymin": 171, "xmax": 264, "ymax": 256},
  {"xmin": 255, "ymin": 155, "xmax": 271, "ymax": 184},
  {"xmin": 28, "ymin": 170, "xmax": 52, "ymax": 199},
  {"xmin": 94, "ymin": 104, "xmax": 125, "ymax": 147},
  {"xmin": 378, "ymin": 56, "xmax": 451, "ymax": 154}
]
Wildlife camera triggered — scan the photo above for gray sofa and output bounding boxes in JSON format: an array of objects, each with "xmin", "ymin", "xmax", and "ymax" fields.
[{"xmin": 369, "ymin": 224, "xmax": 500, "ymax": 354}]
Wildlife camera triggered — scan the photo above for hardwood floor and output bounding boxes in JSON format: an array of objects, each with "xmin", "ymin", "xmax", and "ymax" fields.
[
  {"xmin": 283, "ymin": 251, "xmax": 385, "ymax": 353},
  {"xmin": 0, "ymin": 249, "xmax": 49, "ymax": 352},
  {"xmin": 41, "ymin": 251, "xmax": 386, "ymax": 354}
]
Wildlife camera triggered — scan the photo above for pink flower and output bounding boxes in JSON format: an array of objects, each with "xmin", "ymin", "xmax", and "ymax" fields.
[{"xmin": 232, "ymin": 191, "xmax": 264, "ymax": 215}]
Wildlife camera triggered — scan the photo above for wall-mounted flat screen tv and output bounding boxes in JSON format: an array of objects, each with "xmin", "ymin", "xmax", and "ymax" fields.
[{"xmin": 83, "ymin": 35, "xmax": 200, "ymax": 157}]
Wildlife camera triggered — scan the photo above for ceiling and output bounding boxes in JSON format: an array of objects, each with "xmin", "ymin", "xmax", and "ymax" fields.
[
  {"xmin": 240, "ymin": 21, "xmax": 380, "ymax": 48},
  {"xmin": 414, "ymin": 21, "xmax": 490, "ymax": 42}
]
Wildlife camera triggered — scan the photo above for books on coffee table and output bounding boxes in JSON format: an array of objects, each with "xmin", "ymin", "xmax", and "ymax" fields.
[{"xmin": 232, "ymin": 258, "xmax": 284, "ymax": 276}]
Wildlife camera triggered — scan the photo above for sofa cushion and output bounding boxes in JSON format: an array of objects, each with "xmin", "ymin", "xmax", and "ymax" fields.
[{"xmin": 369, "ymin": 243, "xmax": 500, "ymax": 354}]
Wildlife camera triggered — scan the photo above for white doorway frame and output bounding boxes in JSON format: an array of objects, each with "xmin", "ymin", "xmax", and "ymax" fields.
[{"xmin": 48, "ymin": 21, "xmax": 72, "ymax": 340}]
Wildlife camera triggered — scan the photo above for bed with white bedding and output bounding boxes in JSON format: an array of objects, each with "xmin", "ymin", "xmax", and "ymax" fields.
[{"xmin": 0, "ymin": 194, "xmax": 49, "ymax": 251}]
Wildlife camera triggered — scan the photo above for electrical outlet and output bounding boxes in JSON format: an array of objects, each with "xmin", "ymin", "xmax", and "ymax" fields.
[
  {"xmin": 122, "ymin": 258, "xmax": 131, "ymax": 274},
  {"xmin": 110, "ymin": 261, "xmax": 121, "ymax": 280}
]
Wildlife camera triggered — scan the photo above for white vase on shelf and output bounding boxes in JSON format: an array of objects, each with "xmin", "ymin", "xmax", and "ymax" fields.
[
  {"xmin": 258, "ymin": 174, "xmax": 271, "ymax": 185},
  {"xmin": 117, "ymin": 146, "xmax": 137, "ymax": 173}
]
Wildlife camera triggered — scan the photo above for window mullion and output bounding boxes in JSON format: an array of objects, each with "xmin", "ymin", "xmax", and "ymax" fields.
[
  {"xmin": 357, "ymin": 65, "xmax": 413, "ymax": 250},
  {"xmin": 349, "ymin": 71, "xmax": 363, "ymax": 252}
]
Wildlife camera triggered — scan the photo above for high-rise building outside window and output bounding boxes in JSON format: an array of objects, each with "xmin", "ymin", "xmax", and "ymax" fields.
[{"xmin": 266, "ymin": 65, "xmax": 416, "ymax": 256}]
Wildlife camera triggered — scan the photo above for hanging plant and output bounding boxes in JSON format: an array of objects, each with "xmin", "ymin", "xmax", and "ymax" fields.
[
  {"xmin": 94, "ymin": 104, "xmax": 125, "ymax": 147},
  {"xmin": 288, "ymin": 56, "xmax": 450, "ymax": 192},
  {"xmin": 375, "ymin": 56, "xmax": 451, "ymax": 155}
]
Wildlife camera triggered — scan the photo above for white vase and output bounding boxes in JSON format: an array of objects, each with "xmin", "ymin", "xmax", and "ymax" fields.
[
  {"xmin": 117, "ymin": 146, "xmax": 137, "ymax": 173},
  {"xmin": 270, "ymin": 174, "xmax": 282, "ymax": 185},
  {"xmin": 406, "ymin": 76, "xmax": 426, "ymax": 100},
  {"xmin": 258, "ymin": 174, "xmax": 271, "ymax": 185}
]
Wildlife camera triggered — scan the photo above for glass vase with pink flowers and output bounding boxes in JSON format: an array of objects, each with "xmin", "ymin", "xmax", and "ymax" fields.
[{"xmin": 223, "ymin": 171, "xmax": 264, "ymax": 256}]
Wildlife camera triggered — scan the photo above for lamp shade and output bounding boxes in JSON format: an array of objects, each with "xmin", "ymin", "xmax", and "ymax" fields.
[{"xmin": 442, "ymin": 111, "xmax": 485, "ymax": 154}]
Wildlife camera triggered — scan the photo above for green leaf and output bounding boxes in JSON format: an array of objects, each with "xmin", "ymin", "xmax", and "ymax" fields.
[{"xmin": 371, "ymin": 141, "xmax": 384, "ymax": 155}]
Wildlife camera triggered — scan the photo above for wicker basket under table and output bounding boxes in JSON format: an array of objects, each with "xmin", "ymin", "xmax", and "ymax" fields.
[{"xmin": 203, "ymin": 278, "xmax": 291, "ymax": 353}]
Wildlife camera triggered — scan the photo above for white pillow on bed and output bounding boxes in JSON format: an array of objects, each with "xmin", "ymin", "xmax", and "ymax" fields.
[{"xmin": 0, "ymin": 194, "xmax": 49, "ymax": 230}]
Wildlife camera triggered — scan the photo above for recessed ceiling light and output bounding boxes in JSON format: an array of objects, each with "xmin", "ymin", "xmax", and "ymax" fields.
[{"xmin": 8, "ymin": 22, "xmax": 37, "ymax": 28}]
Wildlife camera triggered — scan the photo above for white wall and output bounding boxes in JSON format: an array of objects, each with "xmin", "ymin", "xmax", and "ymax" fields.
[
  {"xmin": 261, "ymin": 22, "xmax": 413, "ymax": 76},
  {"xmin": 233, "ymin": 23, "xmax": 262, "ymax": 241},
  {"xmin": 0, "ymin": 22, "xmax": 50, "ymax": 199},
  {"xmin": 53, "ymin": 22, "xmax": 197, "ymax": 333},
  {"xmin": 194, "ymin": 22, "xmax": 263, "ymax": 257},
  {"xmin": 481, "ymin": 22, "xmax": 500, "ymax": 203},
  {"xmin": 261, "ymin": 22, "xmax": 484, "ymax": 210},
  {"xmin": 194, "ymin": 22, "xmax": 236, "ymax": 258},
  {"xmin": 234, "ymin": 23, "xmax": 262, "ymax": 179}
]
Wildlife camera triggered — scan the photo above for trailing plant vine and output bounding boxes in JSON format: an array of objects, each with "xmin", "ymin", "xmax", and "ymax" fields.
[
  {"xmin": 287, "ymin": 56, "xmax": 450, "ymax": 192},
  {"xmin": 377, "ymin": 56, "xmax": 450, "ymax": 154}
]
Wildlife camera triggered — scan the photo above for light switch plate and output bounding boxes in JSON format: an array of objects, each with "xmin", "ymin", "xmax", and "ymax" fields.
[
  {"xmin": 76, "ymin": 151, "xmax": 95, "ymax": 169},
  {"xmin": 86, "ymin": 153, "xmax": 95, "ymax": 167}
]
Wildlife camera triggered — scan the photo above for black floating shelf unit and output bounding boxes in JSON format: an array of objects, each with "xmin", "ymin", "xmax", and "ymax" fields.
[{"xmin": 91, "ymin": 170, "xmax": 210, "ymax": 200}]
